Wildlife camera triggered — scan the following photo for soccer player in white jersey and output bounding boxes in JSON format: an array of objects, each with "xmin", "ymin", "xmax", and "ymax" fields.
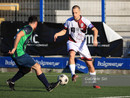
[{"xmin": 54, "ymin": 5, "xmax": 100, "ymax": 89}]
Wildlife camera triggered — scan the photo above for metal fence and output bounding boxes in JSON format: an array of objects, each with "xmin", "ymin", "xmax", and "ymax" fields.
[
  {"xmin": 43, "ymin": 0, "xmax": 102, "ymax": 23},
  {"xmin": 0, "ymin": 0, "xmax": 40, "ymax": 22},
  {"xmin": 0, "ymin": 0, "xmax": 102, "ymax": 23},
  {"xmin": 1, "ymin": 0, "xmax": 130, "ymax": 24}
]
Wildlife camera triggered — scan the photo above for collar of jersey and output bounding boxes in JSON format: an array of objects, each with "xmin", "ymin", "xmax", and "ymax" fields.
[{"xmin": 74, "ymin": 15, "xmax": 82, "ymax": 22}]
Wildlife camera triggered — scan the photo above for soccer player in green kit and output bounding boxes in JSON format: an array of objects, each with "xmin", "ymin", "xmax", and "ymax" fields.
[{"xmin": 7, "ymin": 16, "xmax": 59, "ymax": 92}]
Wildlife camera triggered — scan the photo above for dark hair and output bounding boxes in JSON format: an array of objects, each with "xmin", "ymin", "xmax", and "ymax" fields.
[
  {"xmin": 28, "ymin": 15, "xmax": 38, "ymax": 23},
  {"xmin": 72, "ymin": 5, "xmax": 80, "ymax": 10}
]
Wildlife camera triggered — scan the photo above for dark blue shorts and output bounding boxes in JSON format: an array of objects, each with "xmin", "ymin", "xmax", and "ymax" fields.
[{"xmin": 12, "ymin": 53, "xmax": 36, "ymax": 68}]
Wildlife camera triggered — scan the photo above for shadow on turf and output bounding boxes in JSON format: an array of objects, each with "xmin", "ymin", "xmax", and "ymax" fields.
[
  {"xmin": 0, "ymin": 84, "xmax": 47, "ymax": 92},
  {"xmin": 15, "ymin": 89, "xmax": 46, "ymax": 92},
  {"xmin": 0, "ymin": 89, "xmax": 46, "ymax": 92}
]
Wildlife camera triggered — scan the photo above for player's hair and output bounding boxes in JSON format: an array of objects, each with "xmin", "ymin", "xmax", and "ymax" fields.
[
  {"xmin": 28, "ymin": 15, "xmax": 38, "ymax": 23},
  {"xmin": 72, "ymin": 5, "xmax": 80, "ymax": 10}
]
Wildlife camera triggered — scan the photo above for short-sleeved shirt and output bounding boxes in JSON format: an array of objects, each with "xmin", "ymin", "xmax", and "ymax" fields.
[
  {"xmin": 64, "ymin": 16, "xmax": 94, "ymax": 43},
  {"xmin": 12, "ymin": 25, "xmax": 33, "ymax": 57}
]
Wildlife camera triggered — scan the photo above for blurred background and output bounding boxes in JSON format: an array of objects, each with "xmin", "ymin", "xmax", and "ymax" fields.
[
  {"xmin": 0, "ymin": 0, "xmax": 130, "ymax": 57},
  {"xmin": 0, "ymin": 0, "xmax": 130, "ymax": 73}
]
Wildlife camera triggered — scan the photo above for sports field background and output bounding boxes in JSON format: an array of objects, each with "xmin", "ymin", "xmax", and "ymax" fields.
[
  {"xmin": 0, "ymin": 72, "xmax": 130, "ymax": 98},
  {"xmin": 0, "ymin": 0, "xmax": 130, "ymax": 98}
]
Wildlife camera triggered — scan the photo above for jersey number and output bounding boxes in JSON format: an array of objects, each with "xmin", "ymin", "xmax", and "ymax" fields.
[{"xmin": 71, "ymin": 27, "xmax": 75, "ymax": 33}]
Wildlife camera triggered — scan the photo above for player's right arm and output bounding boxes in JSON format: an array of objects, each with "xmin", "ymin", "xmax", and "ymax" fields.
[
  {"xmin": 54, "ymin": 29, "xmax": 67, "ymax": 42},
  {"xmin": 8, "ymin": 31, "xmax": 25, "ymax": 55},
  {"xmin": 54, "ymin": 18, "xmax": 70, "ymax": 42}
]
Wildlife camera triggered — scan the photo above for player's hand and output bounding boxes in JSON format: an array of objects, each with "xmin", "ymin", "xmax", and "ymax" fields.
[
  {"xmin": 8, "ymin": 48, "xmax": 16, "ymax": 55},
  {"xmin": 93, "ymin": 39, "xmax": 98, "ymax": 47},
  {"xmin": 54, "ymin": 33, "xmax": 58, "ymax": 42}
]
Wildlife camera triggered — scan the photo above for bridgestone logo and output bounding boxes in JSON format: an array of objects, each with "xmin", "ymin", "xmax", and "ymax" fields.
[
  {"xmin": 5, "ymin": 60, "xmax": 15, "ymax": 66},
  {"xmin": 34, "ymin": 60, "xmax": 60, "ymax": 67},
  {"xmin": 97, "ymin": 61, "xmax": 123, "ymax": 68}
]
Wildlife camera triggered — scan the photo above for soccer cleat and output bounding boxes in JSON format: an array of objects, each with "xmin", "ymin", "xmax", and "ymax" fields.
[
  {"xmin": 46, "ymin": 81, "xmax": 60, "ymax": 92},
  {"xmin": 93, "ymin": 85, "xmax": 101, "ymax": 89},
  {"xmin": 6, "ymin": 79, "xmax": 15, "ymax": 91},
  {"xmin": 72, "ymin": 74, "xmax": 78, "ymax": 82}
]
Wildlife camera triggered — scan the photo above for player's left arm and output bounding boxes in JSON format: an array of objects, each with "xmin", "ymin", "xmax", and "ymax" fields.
[
  {"xmin": 85, "ymin": 18, "xmax": 98, "ymax": 47},
  {"xmin": 92, "ymin": 27, "xmax": 98, "ymax": 46}
]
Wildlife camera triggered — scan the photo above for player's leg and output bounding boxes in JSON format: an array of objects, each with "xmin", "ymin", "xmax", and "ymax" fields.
[
  {"xmin": 7, "ymin": 57, "xmax": 31, "ymax": 91},
  {"xmin": 67, "ymin": 41, "xmax": 78, "ymax": 82},
  {"xmin": 69, "ymin": 50, "xmax": 78, "ymax": 82},
  {"xmin": 32, "ymin": 63, "xmax": 59, "ymax": 92},
  {"xmin": 84, "ymin": 60, "xmax": 100, "ymax": 89},
  {"xmin": 7, "ymin": 67, "xmax": 31, "ymax": 91},
  {"xmin": 79, "ymin": 43, "xmax": 95, "ymax": 73},
  {"xmin": 69, "ymin": 50, "xmax": 76, "ymax": 76},
  {"xmin": 19, "ymin": 53, "xmax": 59, "ymax": 92},
  {"xmin": 9, "ymin": 67, "xmax": 31, "ymax": 82},
  {"xmin": 79, "ymin": 45, "xmax": 100, "ymax": 89},
  {"xmin": 31, "ymin": 63, "xmax": 50, "ymax": 87},
  {"xmin": 7, "ymin": 53, "xmax": 59, "ymax": 92},
  {"xmin": 84, "ymin": 60, "xmax": 95, "ymax": 73}
]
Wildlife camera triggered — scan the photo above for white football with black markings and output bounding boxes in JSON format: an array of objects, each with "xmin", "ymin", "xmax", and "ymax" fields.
[{"xmin": 57, "ymin": 74, "xmax": 69, "ymax": 85}]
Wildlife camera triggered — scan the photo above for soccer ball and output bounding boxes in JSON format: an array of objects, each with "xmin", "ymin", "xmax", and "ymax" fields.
[{"xmin": 57, "ymin": 74, "xmax": 69, "ymax": 85}]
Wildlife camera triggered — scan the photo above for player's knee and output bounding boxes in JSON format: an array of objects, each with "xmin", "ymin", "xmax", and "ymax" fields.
[
  {"xmin": 69, "ymin": 52, "xmax": 75, "ymax": 58},
  {"xmin": 37, "ymin": 63, "xmax": 41, "ymax": 69},
  {"xmin": 87, "ymin": 64, "xmax": 94, "ymax": 69},
  {"xmin": 32, "ymin": 63, "xmax": 41, "ymax": 70}
]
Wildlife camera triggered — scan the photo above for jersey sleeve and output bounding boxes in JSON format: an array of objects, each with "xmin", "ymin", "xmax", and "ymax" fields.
[
  {"xmin": 22, "ymin": 26, "xmax": 33, "ymax": 35},
  {"xmin": 64, "ymin": 20, "xmax": 68, "ymax": 30},
  {"xmin": 85, "ymin": 19, "xmax": 94, "ymax": 29}
]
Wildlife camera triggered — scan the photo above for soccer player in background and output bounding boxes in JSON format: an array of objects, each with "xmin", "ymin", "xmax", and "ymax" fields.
[
  {"xmin": 7, "ymin": 16, "xmax": 59, "ymax": 92},
  {"xmin": 54, "ymin": 5, "xmax": 100, "ymax": 89}
]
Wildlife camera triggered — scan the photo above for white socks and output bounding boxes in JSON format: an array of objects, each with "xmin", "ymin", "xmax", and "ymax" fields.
[
  {"xmin": 89, "ymin": 72, "xmax": 96, "ymax": 76},
  {"xmin": 89, "ymin": 71, "xmax": 97, "ymax": 85},
  {"xmin": 69, "ymin": 64, "xmax": 76, "ymax": 77}
]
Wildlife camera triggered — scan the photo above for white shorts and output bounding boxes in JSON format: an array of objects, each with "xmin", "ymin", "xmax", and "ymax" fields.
[{"xmin": 67, "ymin": 40, "xmax": 92, "ymax": 60}]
